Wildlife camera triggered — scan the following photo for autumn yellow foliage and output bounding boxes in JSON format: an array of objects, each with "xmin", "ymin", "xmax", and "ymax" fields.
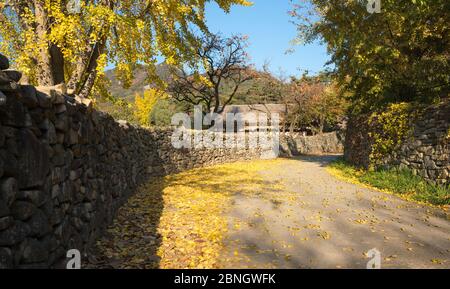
[
  {"xmin": 0, "ymin": 0, "xmax": 252, "ymax": 96},
  {"xmin": 133, "ymin": 88, "xmax": 165, "ymax": 127},
  {"xmin": 157, "ymin": 160, "xmax": 286, "ymax": 268},
  {"xmin": 94, "ymin": 159, "xmax": 289, "ymax": 269},
  {"xmin": 368, "ymin": 103, "xmax": 416, "ymax": 165}
]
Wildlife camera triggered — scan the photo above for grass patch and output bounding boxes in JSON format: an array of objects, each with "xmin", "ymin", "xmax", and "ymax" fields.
[{"xmin": 328, "ymin": 158, "xmax": 450, "ymax": 206}]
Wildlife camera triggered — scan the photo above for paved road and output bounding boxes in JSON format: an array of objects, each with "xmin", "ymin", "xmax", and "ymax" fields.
[{"xmin": 220, "ymin": 155, "xmax": 450, "ymax": 269}]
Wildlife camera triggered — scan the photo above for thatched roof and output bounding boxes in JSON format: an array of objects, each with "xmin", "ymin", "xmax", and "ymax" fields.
[{"xmin": 221, "ymin": 104, "xmax": 288, "ymax": 115}]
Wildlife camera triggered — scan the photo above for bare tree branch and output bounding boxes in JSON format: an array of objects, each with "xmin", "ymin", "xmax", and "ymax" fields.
[{"xmin": 167, "ymin": 33, "xmax": 253, "ymax": 115}]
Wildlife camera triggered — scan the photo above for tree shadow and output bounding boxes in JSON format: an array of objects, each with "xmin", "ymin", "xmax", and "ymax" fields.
[
  {"xmin": 224, "ymin": 183, "xmax": 450, "ymax": 269},
  {"xmin": 85, "ymin": 160, "xmax": 284, "ymax": 269},
  {"xmin": 293, "ymin": 154, "xmax": 342, "ymax": 167},
  {"xmin": 84, "ymin": 175, "xmax": 165, "ymax": 269}
]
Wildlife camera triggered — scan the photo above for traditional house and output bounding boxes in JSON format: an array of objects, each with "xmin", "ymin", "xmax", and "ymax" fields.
[{"xmin": 219, "ymin": 104, "xmax": 288, "ymax": 132}]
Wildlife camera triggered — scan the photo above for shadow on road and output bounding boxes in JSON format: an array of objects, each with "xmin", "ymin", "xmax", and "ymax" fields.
[{"xmin": 281, "ymin": 154, "xmax": 342, "ymax": 167}]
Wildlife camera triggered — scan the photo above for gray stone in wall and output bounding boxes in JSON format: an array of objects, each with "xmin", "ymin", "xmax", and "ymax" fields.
[
  {"xmin": 45, "ymin": 122, "xmax": 57, "ymax": 145},
  {"xmin": 0, "ymin": 95, "xmax": 31, "ymax": 128},
  {"xmin": 0, "ymin": 221, "xmax": 30, "ymax": 246},
  {"xmin": 2, "ymin": 70, "xmax": 22, "ymax": 83},
  {"xmin": 15, "ymin": 129, "xmax": 50, "ymax": 189},
  {"xmin": 345, "ymin": 101, "xmax": 449, "ymax": 184},
  {"xmin": 0, "ymin": 178, "xmax": 17, "ymax": 207},
  {"xmin": 19, "ymin": 85, "xmax": 38, "ymax": 109},
  {"xmin": 36, "ymin": 91, "xmax": 52, "ymax": 109},
  {"xmin": 27, "ymin": 209, "xmax": 51, "ymax": 237},
  {"xmin": 54, "ymin": 116, "xmax": 68, "ymax": 132},
  {"xmin": 0, "ymin": 216, "xmax": 13, "ymax": 231},
  {"xmin": 0, "ymin": 156, "xmax": 15, "ymax": 181},
  {"xmin": 0, "ymin": 128, "xmax": 4, "ymax": 147},
  {"xmin": 0, "ymin": 53, "xmax": 9, "ymax": 70},
  {"xmin": 0, "ymin": 201, "xmax": 9, "ymax": 218},
  {"xmin": 16, "ymin": 190, "xmax": 48, "ymax": 207},
  {"xmin": 10, "ymin": 201, "xmax": 36, "ymax": 221},
  {"xmin": 0, "ymin": 164, "xmax": 3, "ymax": 186},
  {"xmin": 0, "ymin": 247, "xmax": 13, "ymax": 268},
  {"xmin": 0, "ymin": 71, "xmax": 13, "ymax": 84},
  {"xmin": 18, "ymin": 238, "xmax": 49, "ymax": 264}
]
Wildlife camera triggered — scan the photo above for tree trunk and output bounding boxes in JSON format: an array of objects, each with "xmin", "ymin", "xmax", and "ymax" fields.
[
  {"xmin": 76, "ymin": 40, "xmax": 107, "ymax": 97},
  {"xmin": 67, "ymin": 0, "xmax": 114, "ymax": 97},
  {"xmin": 67, "ymin": 30, "xmax": 109, "ymax": 97},
  {"xmin": 34, "ymin": 0, "xmax": 65, "ymax": 86},
  {"xmin": 34, "ymin": 0, "xmax": 54, "ymax": 86},
  {"xmin": 49, "ymin": 44, "xmax": 65, "ymax": 84},
  {"xmin": 78, "ymin": 70, "xmax": 97, "ymax": 99},
  {"xmin": 213, "ymin": 84, "xmax": 220, "ymax": 113},
  {"xmin": 67, "ymin": 43, "xmax": 94, "ymax": 92},
  {"xmin": 318, "ymin": 115, "xmax": 325, "ymax": 135}
]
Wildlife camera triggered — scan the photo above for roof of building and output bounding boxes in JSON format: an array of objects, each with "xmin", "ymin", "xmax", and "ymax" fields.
[{"xmin": 221, "ymin": 104, "xmax": 288, "ymax": 115}]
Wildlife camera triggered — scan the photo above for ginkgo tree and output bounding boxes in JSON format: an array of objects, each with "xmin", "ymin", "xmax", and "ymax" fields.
[
  {"xmin": 290, "ymin": 0, "xmax": 450, "ymax": 111},
  {"xmin": 134, "ymin": 88, "xmax": 165, "ymax": 126},
  {"xmin": 0, "ymin": 0, "xmax": 251, "ymax": 98}
]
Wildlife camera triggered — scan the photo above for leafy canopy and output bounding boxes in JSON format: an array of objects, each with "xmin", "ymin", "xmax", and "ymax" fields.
[
  {"xmin": 291, "ymin": 0, "xmax": 450, "ymax": 111},
  {"xmin": 0, "ymin": 0, "xmax": 252, "ymax": 97},
  {"xmin": 134, "ymin": 88, "xmax": 166, "ymax": 127},
  {"xmin": 286, "ymin": 74, "xmax": 348, "ymax": 134}
]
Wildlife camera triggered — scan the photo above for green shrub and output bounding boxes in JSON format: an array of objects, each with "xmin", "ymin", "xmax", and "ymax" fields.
[{"xmin": 368, "ymin": 102, "xmax": 417, "ymax": 166}]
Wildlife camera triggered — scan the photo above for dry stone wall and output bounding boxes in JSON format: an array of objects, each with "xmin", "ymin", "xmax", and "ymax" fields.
[
  {"xmin": 280, "ymin": 131, "xmax": 344, "ymax": 156},
  {"xmin": 344, "ymin": 101, "xmax": 450, "ymax": 185},
  {"xmin": 0, "ymin": 55, "xmax": 272, "ymax": 268},
  {"xmin": 0, "ymin": 53, "xmax": 344, "ymax": 268}
]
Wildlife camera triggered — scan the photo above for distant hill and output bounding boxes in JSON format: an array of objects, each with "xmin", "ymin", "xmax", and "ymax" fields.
[
  {"xmin": 104, "ymin": 62, "xmax": 173, "ymax": 100},
  {"xmin": 104, "ymin": 64, "xmax": 286, "ymax": 105},
  {"xmin": 226, "ymin": 69, "xmax": 286, "ymax": 105}
]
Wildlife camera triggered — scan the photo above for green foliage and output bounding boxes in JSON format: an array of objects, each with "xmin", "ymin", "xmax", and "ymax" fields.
[
  {"xmin": 150, "ymin": 98, "xmax": 190, "ymax": 127},
  {"xmin": 368, "ymin": 102, "xmax": 416, "ymax": 164},
  {"xmin": 150, "ymin": 99, "xmax": 173, "ymax": 127},
  {"xmin": 96, "ymin": 97, "xmax": 136, "ymax": 124},
  {"xmin": 329, "ymin": 159, "xmax": 450, "ymax": 206},
  {"xmin": 233, "ymin": 66, "xmax": 288, "ymax": 105},
  {"xmin": 291, "ymin": 0, "xmax": 450, "ymax": 111}
]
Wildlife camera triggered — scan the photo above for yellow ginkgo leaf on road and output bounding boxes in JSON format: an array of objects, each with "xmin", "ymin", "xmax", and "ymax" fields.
[{"xmin": 318, "ymin": 231, "xmax": 331, "ymax": 240}]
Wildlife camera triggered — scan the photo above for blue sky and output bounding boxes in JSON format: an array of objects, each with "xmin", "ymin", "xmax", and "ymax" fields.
[{"xmin": 204, "ymin": 0, "xmax": 330, "ymax": 77}]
